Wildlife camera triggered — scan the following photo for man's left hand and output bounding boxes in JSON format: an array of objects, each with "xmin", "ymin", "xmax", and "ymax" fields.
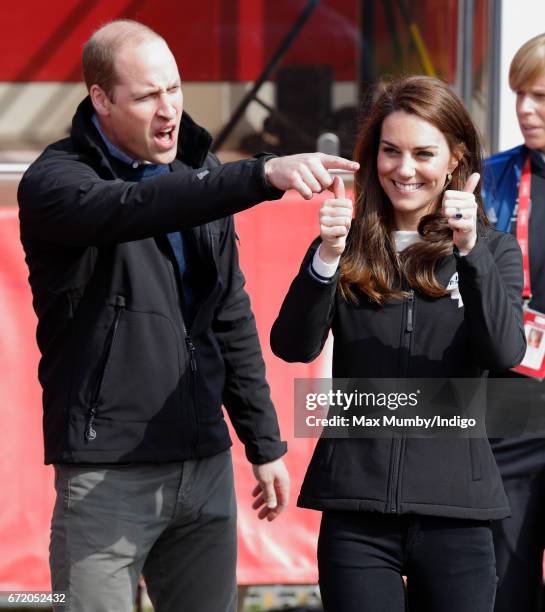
[{"xmin": 251, "ymin": 458, "xmax": 290, "ymax": 521}]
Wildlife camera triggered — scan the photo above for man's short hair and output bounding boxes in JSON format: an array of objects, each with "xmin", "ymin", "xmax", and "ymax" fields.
[
  {"xmin": 509, "ymin": 33, "xmax": 545, "ymax": 91},
  {"xmin": 82, "ymin": 19, "xmax": 165, "ymax": 100}
]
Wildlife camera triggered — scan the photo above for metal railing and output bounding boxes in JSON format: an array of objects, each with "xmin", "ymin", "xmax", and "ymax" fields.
[{"xmin": 0, "ymin": 163, "xmax": 29, "ymax": 175}]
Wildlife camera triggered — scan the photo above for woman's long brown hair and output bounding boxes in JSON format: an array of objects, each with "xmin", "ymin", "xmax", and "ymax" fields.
[{"xmin": 340, "ymin": 75, "xmax": 488, "ymax": 305}]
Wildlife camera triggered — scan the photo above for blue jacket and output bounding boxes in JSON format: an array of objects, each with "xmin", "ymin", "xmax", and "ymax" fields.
[
  {"xmin": 483, "ymin": 144, "xmax": 545, "ymax": 477},
  {"xmin": 482, "ymin": 144, "xmax": 528, "ymax": 231}
]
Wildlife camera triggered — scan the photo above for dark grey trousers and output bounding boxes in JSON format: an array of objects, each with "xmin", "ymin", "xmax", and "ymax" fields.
[
  {"xmin": 492, "ymin": 472, "xmax": 545, "ymax": 612},
  {"xmin": 50, "ymin": 450, "xmax": 237, "ymax": 612}
]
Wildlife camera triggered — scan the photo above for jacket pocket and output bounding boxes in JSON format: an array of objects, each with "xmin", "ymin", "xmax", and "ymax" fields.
[
  {"xmin": 85, "ymin": 295, "xmax": 126, "ymax": 441},
  {"xmin": 71, "ymin": 299, "xmax": 183, "ymax": 442}
]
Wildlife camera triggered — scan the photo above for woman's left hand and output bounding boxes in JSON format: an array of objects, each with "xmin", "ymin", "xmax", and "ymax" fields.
[{"xmin": 442, "ymin": 172, "xmax": 480, "ymax": 255}]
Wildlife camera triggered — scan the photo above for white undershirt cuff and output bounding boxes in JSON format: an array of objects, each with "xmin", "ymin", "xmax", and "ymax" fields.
[{"xmin": 311, "ymin": 244, "xmax": 340, "ymax": 278}]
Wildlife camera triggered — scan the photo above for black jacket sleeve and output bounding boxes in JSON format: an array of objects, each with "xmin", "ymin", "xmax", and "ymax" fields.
[
  {"xmin": 18, "ymin": 147, "xmax": 283, "ymax": 247},
  {"xmin": 213, "ymin": 216, "xmax": 287, "ymax": 464},
  {"xmin": 271, "ymin": 239, "xmax": 337, "ymax": 363},
  {"xmin": 456, "ymin": 230, "xmax": 526, "ymax": 370}
]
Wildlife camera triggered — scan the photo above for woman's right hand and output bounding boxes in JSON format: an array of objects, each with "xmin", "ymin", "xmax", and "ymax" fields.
[{"xmin": 318, "ymin": 176, "xmax": 353, "ymax": 263}]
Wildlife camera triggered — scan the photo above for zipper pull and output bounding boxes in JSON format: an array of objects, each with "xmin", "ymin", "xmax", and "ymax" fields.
[
  {"xmin": 185, "ymin": 336, "xmax": 197, "ymax": 372},
  {"xmin": 406, "ymin": 291, "xmax": 414, "ymax": 332},
  {"xmin": 85, "ymin": 405, "xmax": 97, "ymax": 441},
  {"xmin": 67, "ymin": 293, "xmax": 74, "ymax": 319}
]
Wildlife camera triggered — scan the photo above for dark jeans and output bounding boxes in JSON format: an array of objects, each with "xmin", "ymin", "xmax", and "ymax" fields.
[
  {"xmin": 492, "ymin": 473, "xmax": 545, "ymax": 612},
  {"xmin": 318, "ymin": 511, "xmax": 497, "ymax": 612}
]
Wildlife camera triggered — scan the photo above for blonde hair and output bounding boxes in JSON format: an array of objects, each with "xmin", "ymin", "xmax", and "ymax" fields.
[{"xmin": 509, "ymin": 33, "xmax": 545, "ymax": 91}]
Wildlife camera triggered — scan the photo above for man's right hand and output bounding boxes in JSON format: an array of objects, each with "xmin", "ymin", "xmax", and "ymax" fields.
[
  {"xmin": 264, "ymin": 153, "xmax": 359, "ymax": 200},
  {"xmin": 251, "ymin": 457, "xmax": 290, "ymax": 522}
]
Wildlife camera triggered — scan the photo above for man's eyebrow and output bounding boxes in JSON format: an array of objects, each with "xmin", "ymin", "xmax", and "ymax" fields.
[
  {"xmin": 132, "ymin": 87, "xmax": 158, "ymax": 98},
  {"xmin": 132, "ymin": 82, "xmax": 181, "ymax": 98}
]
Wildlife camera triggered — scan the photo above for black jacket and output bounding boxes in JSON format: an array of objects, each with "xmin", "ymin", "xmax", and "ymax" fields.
[
  {"xmin": 18, "ymin": 97, "xmax": 287, "ymax": 465},
  {"xmin": 271, "ymin": 230, "xmax": 526, "ymax": 519}
]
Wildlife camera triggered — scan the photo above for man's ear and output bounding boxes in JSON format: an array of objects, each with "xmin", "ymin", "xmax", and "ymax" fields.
[{"xmin": 89, "ymin": 84, "xmax": 112, "ymax": 117}]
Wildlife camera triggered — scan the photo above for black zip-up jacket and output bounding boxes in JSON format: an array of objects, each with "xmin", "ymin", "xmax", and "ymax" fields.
[
  {"xmin": 18, "ymin": 97, "xmax": 287, "ymax": 465},
  {"xmin": 271, "ymin": 231, "xmax": 526, "ymax": 519}
]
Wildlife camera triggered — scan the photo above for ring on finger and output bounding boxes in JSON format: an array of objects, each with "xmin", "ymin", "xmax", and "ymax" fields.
[{"xmin": 454, "ymin": 209, "xmax": 463, "ymax": 220}]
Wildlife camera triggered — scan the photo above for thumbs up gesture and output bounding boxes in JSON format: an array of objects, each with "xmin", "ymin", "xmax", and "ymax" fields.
[
  {"xmin": 318, "ymin": 176, "xmax": 353, "ymax": 263},
  {"xmin": 442, "ymin": 172, "xmax": 480, "ymax": 255}
]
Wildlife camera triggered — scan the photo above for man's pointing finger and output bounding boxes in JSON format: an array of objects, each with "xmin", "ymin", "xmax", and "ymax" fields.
[{"xmin": 320, "ymin": 155, "xmax": 360, "ymax": 172}]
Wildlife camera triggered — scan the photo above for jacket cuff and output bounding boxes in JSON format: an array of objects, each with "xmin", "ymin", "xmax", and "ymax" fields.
[
  {"xmin": 304, "ymin": 240, "xmax": 340, "ymax": 284},
  {"xmin": 246, "ymin": 439, "xmax": 288, "ymax": 465},
  {"xmin": 454, "ymin": 236, "xmax": 493, "ymax": 280},
  {"xmin": 254, "ymin": 153, "xmax": 285, "ymax": 199},
  {"xmin": 309, "ymin": 263, "xmax": 339, "ymax": 284}
]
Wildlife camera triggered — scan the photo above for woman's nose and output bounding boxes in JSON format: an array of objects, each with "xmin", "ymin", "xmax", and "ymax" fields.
[
  {"xmin": 397, "ymin": 155, "xmax": 416, "ymax": 178},
  {"xmin": 518, "ymin": 94, "xmax": 535, "ymax": 115}
]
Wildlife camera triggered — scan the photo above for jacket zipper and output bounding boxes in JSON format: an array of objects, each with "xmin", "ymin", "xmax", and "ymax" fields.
[
  {"xmin": 406, "ymin": 291, "xmax": 414, "ymax": 333},
  {"xmin": 387, "ymin": 290, "xmax": 414, "ymax": 512},
  {"xmin": 185, "ymin": 225, "xmax": 213, "ymax": 330},
  {"xmin": 178, "ymin": 226, "xmax": 217, "ymax": 446},
  {"xmin": 165, "ymin": 252, "xmax": 199, "ymax": 449},
  {"xmin": 185, "ymin": 332, "xmax": 199, "ymax": 446},
  {"xmin": 67, "ymin": 288, "xmax": 82, "ymax": 319},
  {"xmin": 85, "ymin": 295, "xmax": 125, "ymax": 441}
]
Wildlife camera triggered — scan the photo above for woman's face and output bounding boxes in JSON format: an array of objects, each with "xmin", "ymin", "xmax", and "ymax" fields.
[
  {"xmin": 515, "ymin": 73, "xmax": 545, "ymax": 151},
  {"xmin": 377, "ymin": 110, "xmax": 458, "ymax": 231}
]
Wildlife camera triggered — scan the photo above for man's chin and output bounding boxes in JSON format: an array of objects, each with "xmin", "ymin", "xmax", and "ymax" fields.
[{"xmin": 149, "ymin": 148, "xmax": 178, "ymax": 165}]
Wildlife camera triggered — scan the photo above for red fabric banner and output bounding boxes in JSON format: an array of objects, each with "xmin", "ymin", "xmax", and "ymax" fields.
[{"xmin": 0, "ymin": 209, "xmax": 53, "ymax": 590}]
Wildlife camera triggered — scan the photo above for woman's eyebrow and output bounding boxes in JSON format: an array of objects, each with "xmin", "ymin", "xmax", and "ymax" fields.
[{"xmin": 381, "ymin": 139, "xmax": 440, "ymax": 150}]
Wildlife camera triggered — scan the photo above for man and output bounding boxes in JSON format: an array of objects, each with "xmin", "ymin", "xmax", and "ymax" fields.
[{"xmin": 17, "ymin": 19, "xmax": 358, "ymax": 612}]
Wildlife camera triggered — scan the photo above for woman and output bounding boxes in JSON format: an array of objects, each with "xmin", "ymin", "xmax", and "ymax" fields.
[
  {"xmin": 484, "ymin": 33, "xmax": 545, "ymax": 612},
  {"xmin": 271, "ymin": 76, "xmax": 526, "ymax": 611}
]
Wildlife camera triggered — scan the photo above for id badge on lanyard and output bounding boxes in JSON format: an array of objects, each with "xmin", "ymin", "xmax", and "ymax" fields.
[{"xmin": 511, "ymin": 156, "xmax": 545, "ymax": 379}]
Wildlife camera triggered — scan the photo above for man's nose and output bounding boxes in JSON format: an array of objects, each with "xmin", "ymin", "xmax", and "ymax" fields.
[{"xmin": 157, "ymin": 93, "xmax": 176, "ymax": 118}]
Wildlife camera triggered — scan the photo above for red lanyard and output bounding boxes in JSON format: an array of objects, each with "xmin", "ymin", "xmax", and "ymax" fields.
[{"xmin": 516, "ymin": 156, "xmax": 532, "ymax": 299}]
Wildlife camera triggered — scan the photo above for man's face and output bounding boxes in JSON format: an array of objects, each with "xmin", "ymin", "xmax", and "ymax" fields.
[{"xmin": 98, "ymin": 38, "xmax": 183, "ymax": 164}]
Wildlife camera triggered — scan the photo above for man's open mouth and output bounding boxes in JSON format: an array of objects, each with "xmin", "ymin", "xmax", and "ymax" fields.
[{"xmin": 154, "ymin": 126, "xmax": 175, "ymax": 149}]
